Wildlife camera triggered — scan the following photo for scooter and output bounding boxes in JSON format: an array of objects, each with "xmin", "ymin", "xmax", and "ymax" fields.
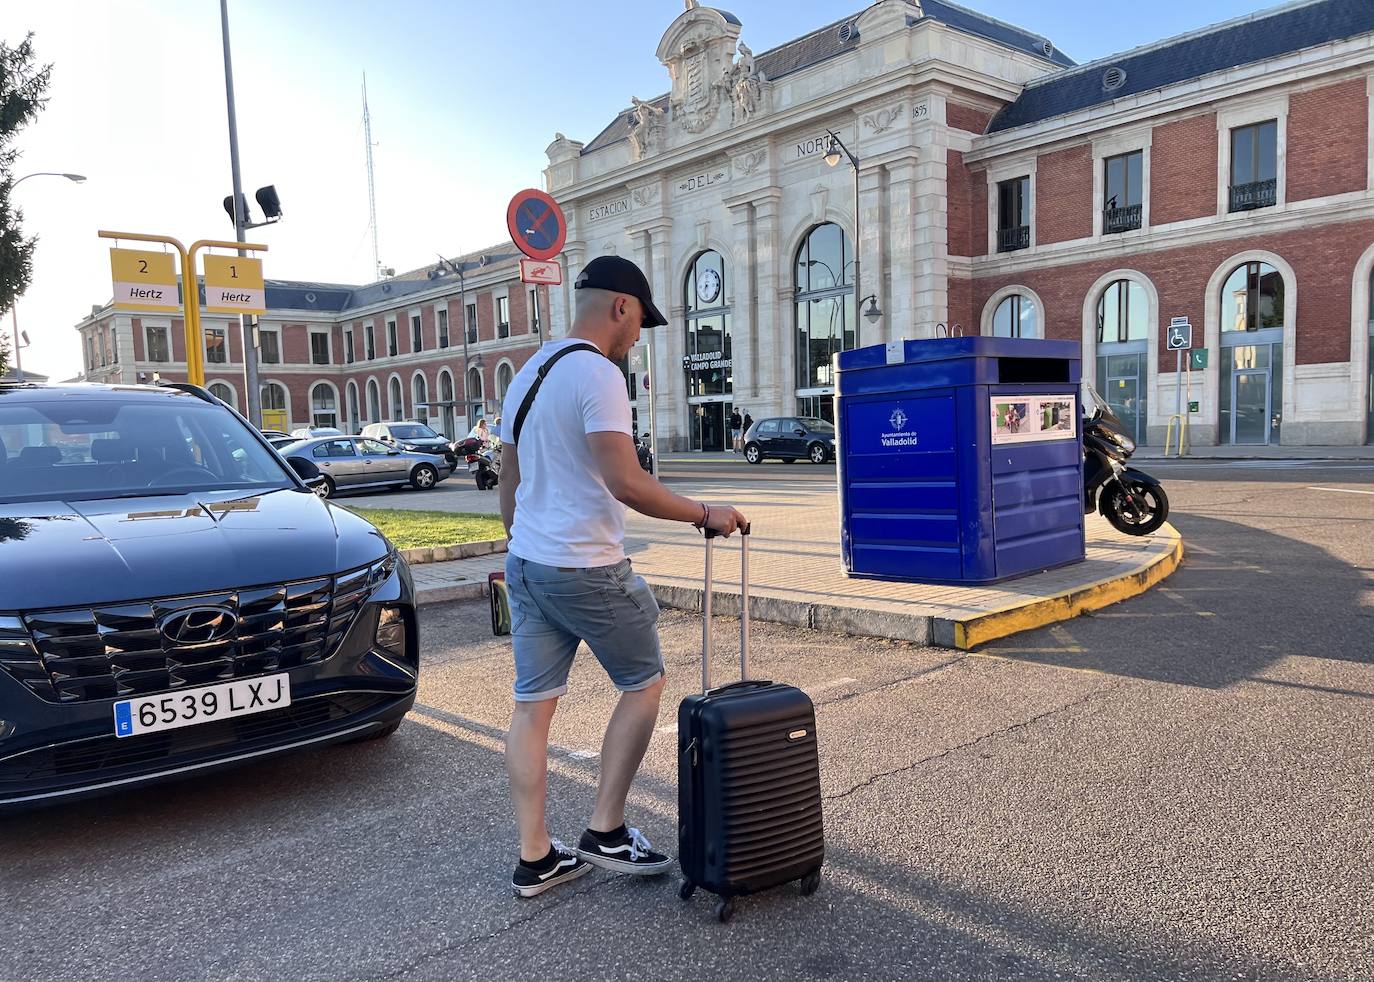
[
  {"xmin": 1082, "ymin": 384, "xmax": 1169, "ymax": 536},
  {"xmin": 454, "ymin": 437, "xmax": 501, "ymax": 491},
  {"xmin": 635, "ymin": 431, "xmax": 654, "ymax": 474}
]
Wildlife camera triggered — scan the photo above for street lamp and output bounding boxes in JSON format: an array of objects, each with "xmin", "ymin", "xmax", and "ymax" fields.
[
  {"xmin": 823, "ymin": 130, "xmax": 882, "ymax": 342},
  {"xmin": 8, "ymin": 171, "xmax": 88, "ymax": 382},
  {"xmin": 434, "ymin": 254, "xmax": 474, "ymax": 433}
]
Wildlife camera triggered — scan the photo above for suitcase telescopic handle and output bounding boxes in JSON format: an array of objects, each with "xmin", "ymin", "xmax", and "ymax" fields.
[{"xmin": 702, "ymin": 523, "xmax": 751, "ymax": 693}]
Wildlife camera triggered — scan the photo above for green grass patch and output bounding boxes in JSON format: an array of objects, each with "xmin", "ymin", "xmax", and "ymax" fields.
[{"xmin": 344, "ymin": 508, "xmax": 505, "ymax": 551}]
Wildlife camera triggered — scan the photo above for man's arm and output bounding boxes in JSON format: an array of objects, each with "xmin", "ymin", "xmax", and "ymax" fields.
[
  {"xmin": 499, "ymin": 442, "xmax": 520, "ymax": 537},
  {"xmin": 587, "ymin": 431, "xmax": 745, "ymax": 535}
]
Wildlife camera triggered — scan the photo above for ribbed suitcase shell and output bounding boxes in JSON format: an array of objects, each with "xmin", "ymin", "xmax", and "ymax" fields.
[
  {"xmin": 678, "ymin": 681, "xmax": 824, "ymax": 897},
  {"xmin": 677, "ymin": 528, "xmax": 824, "ymax": 904}
]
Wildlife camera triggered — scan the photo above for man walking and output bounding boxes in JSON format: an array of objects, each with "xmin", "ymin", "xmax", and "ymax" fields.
[{"xmin": 498, "ymin": 255, "xmax": 748, "ymax": 897}]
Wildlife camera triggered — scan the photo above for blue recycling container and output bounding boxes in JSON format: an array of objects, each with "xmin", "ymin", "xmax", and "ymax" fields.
[{"xmin": 835, "ymin": 336, "xmax": 1084, "ymax": 585}]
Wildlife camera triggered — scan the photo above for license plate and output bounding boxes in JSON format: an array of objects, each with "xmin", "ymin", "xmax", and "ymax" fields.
[
  {"xmin": 468, "ymin": 461, "xmax": 480, "ymax": 473},
  {"xmin": 113, "ymin": 673, "xmax": 291, "ymax": 739}
]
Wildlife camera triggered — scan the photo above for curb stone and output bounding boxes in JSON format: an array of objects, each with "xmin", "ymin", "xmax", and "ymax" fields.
[{"xmin": 401, "ymin": 539, "xmax": 506, "ymax": 567}]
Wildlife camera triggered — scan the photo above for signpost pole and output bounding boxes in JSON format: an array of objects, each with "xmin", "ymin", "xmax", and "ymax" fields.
[{"xmin": 647, "ymin": 338, "xmax": 657, "ymax": 471}]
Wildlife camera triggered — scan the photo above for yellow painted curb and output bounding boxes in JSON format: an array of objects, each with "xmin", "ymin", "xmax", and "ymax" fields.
[{"xmin": 950, "ymin": 525, "xmax": 1185, "ymax": 650}]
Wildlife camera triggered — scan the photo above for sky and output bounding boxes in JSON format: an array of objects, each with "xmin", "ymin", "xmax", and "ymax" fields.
[{"xmin": 8, "ymin": 0, "xmax": 1271, "ymax": 380}]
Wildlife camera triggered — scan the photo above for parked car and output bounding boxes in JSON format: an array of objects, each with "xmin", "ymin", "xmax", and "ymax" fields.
[
  {"xmin": 743, "ymin": 416, "xmax": 835, "ymax": 465},
  {"xmin": 0, "ymin": 382, "xmax": 417, "ymax": 808},
  {"xmin": 267, "ymin": 435, "xmax": 299, "ymax": 450},
  {"xmin": 360, "ymin": 421, "xmax": 457, "ymax": 466},
  {"xmin": 280, "ymin": 435, "xmax": 451, "ymax": 498},
  {"xmin": 290, "ymin": 426, "xmax": 343, "ymax": 440},
  {"xmin": 259, "ymin": 429, "xmax": 292, "ymax": 442}
]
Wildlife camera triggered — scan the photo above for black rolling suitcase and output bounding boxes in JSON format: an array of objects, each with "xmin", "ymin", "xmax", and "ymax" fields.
[{"xmin": 677, "ymin": 526, "xmax": 825, "ymax": 923}]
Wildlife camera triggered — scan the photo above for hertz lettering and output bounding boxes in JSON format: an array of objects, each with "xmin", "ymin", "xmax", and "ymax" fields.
[
  {"xmin": 129, "ymin": 287, "xmax": 164, "ymax": 300},
  {"xmin": 216, "ymin": 291, "xmax": 253, "ymax": 303}
]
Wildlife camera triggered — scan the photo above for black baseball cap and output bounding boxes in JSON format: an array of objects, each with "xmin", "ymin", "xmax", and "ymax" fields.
[{"xmin": 574, "ymin": 255, "xmax": 668, "ymax": 328}]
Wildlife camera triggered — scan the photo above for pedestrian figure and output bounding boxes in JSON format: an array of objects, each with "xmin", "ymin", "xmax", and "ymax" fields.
[
  {"xmin": 742, "ymin": 410, "xmax": 754, "ymax": 441},
  {"xmin": 499, "ymin": 255, "xmax": 748, "ymax": 897},
  {"xmin": 467, "ymin": 417, "xmax": 491, "ymax": 445},
  {"xmin": 729, "ymin": 407, "xmax": 743, "ymax": 453}
]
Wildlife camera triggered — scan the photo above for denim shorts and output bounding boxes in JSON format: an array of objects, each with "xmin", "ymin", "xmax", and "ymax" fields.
[{"xmin": 506, "ymin": 554, "xmax": 664, "ymax": 702}]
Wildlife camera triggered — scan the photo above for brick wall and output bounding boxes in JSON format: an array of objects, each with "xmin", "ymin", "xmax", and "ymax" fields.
[
  {"xmin": 947, "ymin": 150, "xmax": 975, "ymax": 258},
  {"xmin": 971, "ymin": 175, "xmax": 988, "ymax": 257},
  {"xmin": 947, "ymin": 275, "xmax": 973, "ymax": 333},
  {"xmin": 1287, "ymin": 78, "xmax": 1369, "ymax": 202},
  {"xmin": 947, "ymin": 103, "xmax": 991, "ymax": 135},
  {"xmin": 1035, "ymin": 144, "xmax": 1093, "ymax": 245},
  {"xmin": 1150, "ymin": 113, "xmax": 1218, "ymax": 224},
  {"xmin": 283, "ymin": 322, "xmax": 310, "ymax": 364},
  {"xmin": 971, "ymin": 217, "xmax": 1374, "ymax": 369}
]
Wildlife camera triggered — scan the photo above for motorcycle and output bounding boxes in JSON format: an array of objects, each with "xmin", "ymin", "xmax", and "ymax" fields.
[
  {"xmin": 635, "ymin": 431, "xmax": 654, "ymax": 474},
  {"xmin": 453, "ymin": 437, "xmax": 501, "ymax": 491},
  {"xmin": 1082, "ymin": 384, "xmax": 1169, "ymax": 536}
]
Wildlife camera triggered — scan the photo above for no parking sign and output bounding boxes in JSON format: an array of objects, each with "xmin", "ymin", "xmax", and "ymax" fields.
[{"xmin": 506, "ymin": 189, "xmax": 567, "ymax": 262}]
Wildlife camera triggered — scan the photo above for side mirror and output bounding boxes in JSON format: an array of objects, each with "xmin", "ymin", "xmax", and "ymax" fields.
[
  {"xmin": 794, "ymin": 429, "xmax": 806, "ymax": 437},
  {"xmin": 286, "ymin": 455, "xmax": 327, "ymax": 490}
]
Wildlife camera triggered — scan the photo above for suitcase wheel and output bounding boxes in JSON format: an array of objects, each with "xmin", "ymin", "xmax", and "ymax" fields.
[
  {"xmin": 677, "ymin": 879, "xmax": 696, "ymax": 901},
  {"xmin": 800, "ymin": 868, "xmax": 822, "ymax": 897},
  {"xmin": 714, "ymin": 898, "xmax": 735, "ymax": 924}
]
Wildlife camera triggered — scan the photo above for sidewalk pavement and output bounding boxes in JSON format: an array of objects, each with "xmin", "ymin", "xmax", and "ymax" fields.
[{"xmin": 410, "ymin": 489, "xmax": 1182, "ymax": 650}]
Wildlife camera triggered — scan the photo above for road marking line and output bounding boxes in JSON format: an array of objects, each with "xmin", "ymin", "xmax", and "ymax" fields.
[{"xmin": 1307, "ymin": 486, "xmax": 1374, "ymax": 495}]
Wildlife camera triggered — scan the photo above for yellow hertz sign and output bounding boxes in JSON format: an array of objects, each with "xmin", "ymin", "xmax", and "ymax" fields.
[
  {"xmin": 109, "ymin": 248, "xmax": 179, "ymax": 312},
  {"xmin": 203, "ymin": 255, "xmax": 266, "ymax": 315}
]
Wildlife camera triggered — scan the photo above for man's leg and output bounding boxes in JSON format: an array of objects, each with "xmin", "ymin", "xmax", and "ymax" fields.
[
  {"xmin": 588, "ymin": 677, "xmax": 665, "ymax": 832},
  {"xmin": 507, "ymin": 696, "xmax": 560, "ymax": 861}
]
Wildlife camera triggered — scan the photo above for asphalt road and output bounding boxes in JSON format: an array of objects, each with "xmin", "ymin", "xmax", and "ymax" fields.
[{"xmin": 2, "ymin": 459, "xmax": 1370, "ymax": 981}]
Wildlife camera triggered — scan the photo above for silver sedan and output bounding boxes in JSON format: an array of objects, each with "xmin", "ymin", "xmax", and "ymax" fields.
[{"xmin": 277, "ymin": 436, "xmax": 451, "ymax": 499}]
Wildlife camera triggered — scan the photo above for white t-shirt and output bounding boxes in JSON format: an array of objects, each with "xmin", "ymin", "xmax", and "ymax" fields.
[{"xmin": 502, "ymin": 339, "xmax": 633, "ymax": 568}]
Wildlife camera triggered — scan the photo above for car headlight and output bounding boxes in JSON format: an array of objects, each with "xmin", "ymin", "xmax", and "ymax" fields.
[{"xmin": 375, "ymin": 605, "xmax": 407, "ymax": 659}]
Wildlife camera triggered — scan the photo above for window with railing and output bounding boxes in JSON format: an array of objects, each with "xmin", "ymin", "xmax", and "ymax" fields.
[
  {"xmin": 1229, "ymin": 120, "xmax": 1278, "ymax": 213},
  {"xmin": 259, "ymin": 329, "xmax": 280, "ymax": 364},
  {"xmin": 497, "ymin": 296, "xmax": 510, "ymax": 339},
  {"xmin": 365, "ymin": 325, "xmax": 375, "ymax": 361},
  {"xmin": 1103, "ymin": 151, "xmax": 1143, "ymax": 234},
  {"xmin": 466, "ymin": 303, "xmax": 478, "ymax": 344},
  {"xmin": 997, "ymin": 176, "xmax": 1030, "ymax": 253},
  {"xmin": 438, "ymin": 309, "xmax": 449, "ymax": 348},
  {"xmin": 410, "ymin": 314, "xmax": 423, "ymax": 353},
  {"xmin": 344, "ymin": 330, "xmax": 355, "ymax": 364},
  {"xmin": 310, "ymin": 332, "xmax": 330, "ymax": 366},
  {"xmin": 206, "ymin": 328, "xmax": 227, "ymax": 364},
  {"xmin": 386, "ymin": 320, "xmax": 398, "ymax": 357},
  {"xmin": 146, "ymin": 326, "xmax": 170, "ymax": 363}
]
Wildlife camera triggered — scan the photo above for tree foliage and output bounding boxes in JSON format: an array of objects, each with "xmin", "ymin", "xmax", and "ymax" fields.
[{"xmin": 0, "ymin": 33, "xmax": 53, "ymax": 333}]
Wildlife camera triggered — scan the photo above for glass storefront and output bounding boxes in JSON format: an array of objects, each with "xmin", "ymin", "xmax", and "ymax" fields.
[{"xmin": 1095, "ymin": 279, "xmax": 1150, "ymax": 445}]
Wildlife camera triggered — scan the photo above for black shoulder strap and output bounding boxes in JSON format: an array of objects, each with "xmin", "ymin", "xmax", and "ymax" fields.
[{"xmin": 511, "ymin": 343, "xmax": 601, "ymax": 445}]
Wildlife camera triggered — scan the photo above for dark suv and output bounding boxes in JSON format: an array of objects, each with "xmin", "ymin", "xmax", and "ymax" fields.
[
  {"xmin": 0, "ymin": 382, "xmax": 418, "ymax": 807},
  {"xmin": 743, "ymin": 416, "xmax": 835, "ymax": 464}
]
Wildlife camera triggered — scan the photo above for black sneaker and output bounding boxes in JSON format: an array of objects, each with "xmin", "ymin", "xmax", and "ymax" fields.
[
  {"xmin": 576, "ymin": 825, "xmax": 673, "ymax": 875},
  {"xmin": 511, "ymin": 840, "xmax": 591, "ymax": 898}
]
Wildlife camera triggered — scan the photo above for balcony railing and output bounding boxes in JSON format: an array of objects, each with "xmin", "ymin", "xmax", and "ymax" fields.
[
  {"xmin": 1229, "ymin": 178, "xmax": 1277, "ymax": 213},
  {"xmin": 1103, "ymin": 203, "xmax": 1142, "ymax": 234},
  {"xmin": 997, "ymin": 225, "xmax": 1030, "ymax": 253}
]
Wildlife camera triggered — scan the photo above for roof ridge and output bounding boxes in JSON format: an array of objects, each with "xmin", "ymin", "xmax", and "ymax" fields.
[
  {"xmin": 751, "ymin": 8, "xmax": 864, "ymax": 65},
  {"xmin": 922, "ymin": 0, "xmax": 1058, "ymax": 55},
  {"xmin": 1018, "ymin": 0, "xmax": 1331, "ymax": 90}
]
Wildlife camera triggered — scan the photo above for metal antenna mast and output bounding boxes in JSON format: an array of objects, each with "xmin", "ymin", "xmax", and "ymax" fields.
[{"xmin": 363, "ymin": 74, "xmax": 381, "ymax": 279}]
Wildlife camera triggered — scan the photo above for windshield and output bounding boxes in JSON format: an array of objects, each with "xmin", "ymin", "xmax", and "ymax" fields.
[
  {"xmin": 799, "ymin": 418, "xmax": 835, "ymax": 434},
  {"xmin": 0, "ymin": 397, "xmax": 295, "ymax": 503},
  {"xmin": 389, "ymin": 424, "xmax": 441, "ymax": 440}
]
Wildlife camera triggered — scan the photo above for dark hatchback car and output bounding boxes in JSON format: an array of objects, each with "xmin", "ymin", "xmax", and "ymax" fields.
[
  {"xmin": 0, "ymin": 382, "xmax": 418, "ymax": 808},
  {"xmin": 743, "ymin": 416, "xmax": 836, "ymax": 465}
]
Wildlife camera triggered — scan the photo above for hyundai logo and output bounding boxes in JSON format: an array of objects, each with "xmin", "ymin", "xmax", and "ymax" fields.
[{"xmin": 159, "ymin": 606, "xmax": 238, "ymax": 645}]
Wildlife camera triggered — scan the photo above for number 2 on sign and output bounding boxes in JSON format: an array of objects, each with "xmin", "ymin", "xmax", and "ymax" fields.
[{"xmin": 138, "ymin": 259, "xmax": 148, "ymax": 274}]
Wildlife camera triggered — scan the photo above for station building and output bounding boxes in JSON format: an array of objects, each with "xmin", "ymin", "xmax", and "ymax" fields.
[
  {"xmin": 75, "ymin": 246, "xmax": 548, "ymax": 438},
  {"xmin": 543, "ymin": 0, "xmax": 1374, "ymax": 448}
]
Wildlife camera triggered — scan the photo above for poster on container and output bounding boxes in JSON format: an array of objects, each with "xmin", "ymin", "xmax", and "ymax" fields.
[{"xmin": 990, "ymin": 394, "xmax": 1077, "ymax": 445}]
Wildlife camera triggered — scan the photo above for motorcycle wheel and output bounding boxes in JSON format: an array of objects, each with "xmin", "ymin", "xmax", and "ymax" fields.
[{"xmin": 1103, "ymin": 480, "xmax": 1169, "ymax": 536}]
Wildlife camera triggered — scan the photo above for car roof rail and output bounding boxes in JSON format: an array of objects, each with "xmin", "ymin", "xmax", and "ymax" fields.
[{"xmin": 164, "ymin": 381, "xmax": 218, "ymax": 405}]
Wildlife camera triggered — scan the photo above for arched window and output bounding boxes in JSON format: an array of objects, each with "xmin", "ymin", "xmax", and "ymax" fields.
[
  {"xmin": 260, "ymin": 382, "xmax": 286, "ymax": 411},
  {"xmin": 346, "ymin": 382, "xmax": 360, "ymax": 433},
  {"xmin": 1218, "ymin": 260, "xmax": 1285, "ymax": 445},
  {"xmin": 367, "ymin": 379, "xmax": 381, "ymax": 424},
  {"xmin": 389, "ymin": 377, "xmax": 405, "ymax": 422},
  {"xmin": 438, "ymin": 371, "xmax": 456, "ymax": 439},
  {"xmin": 992, "ymin": 295, "xmax": 1039, "ymax": 338},
  {"xmin": 412, "ymin": 374, "xmax": 429, "ymax": 424},
  {"xmin": 466, "ymin": 367, "xmax": 484, "ymax": 429},
  {"xmin": 1097, "ymin": 280, "xmax": 1148, "ymax": 343},
  {"xmin": 794, "ymin": 223, "xmax": 854, "ymax": 421},
  {"xmin": 496, "ymin": 363, "xmax": 514, "ymax": 402},
  {"xmin": 208, "ymin": 382, "xmax": 235, "ymax": 407},
  {"xmin": 311, "ymin": 384, "xmax": 338, "ymax": 429},
  {"xmin": 1094, "ymin": 279, "xmax": 1151, "ymax": 446}
]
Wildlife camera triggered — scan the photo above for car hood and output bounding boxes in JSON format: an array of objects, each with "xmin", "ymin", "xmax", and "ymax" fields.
[{"xmin": 0, "ymin": 488, "xmax": 390, "ymax": 612}]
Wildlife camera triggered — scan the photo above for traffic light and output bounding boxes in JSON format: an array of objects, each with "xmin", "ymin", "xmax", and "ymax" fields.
[{"xmin": 223, "ymin": 193, "xmax": 253, "ymax": 226}]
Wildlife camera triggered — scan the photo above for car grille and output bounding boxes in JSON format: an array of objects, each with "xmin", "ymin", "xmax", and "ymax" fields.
[
  {"xmin": 0, "ymin": 691, "xmax": 397, "ymax": 790},
  {"xmin": 0, "ymin": 557, "xmax": 394, "ymax": 704}
]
